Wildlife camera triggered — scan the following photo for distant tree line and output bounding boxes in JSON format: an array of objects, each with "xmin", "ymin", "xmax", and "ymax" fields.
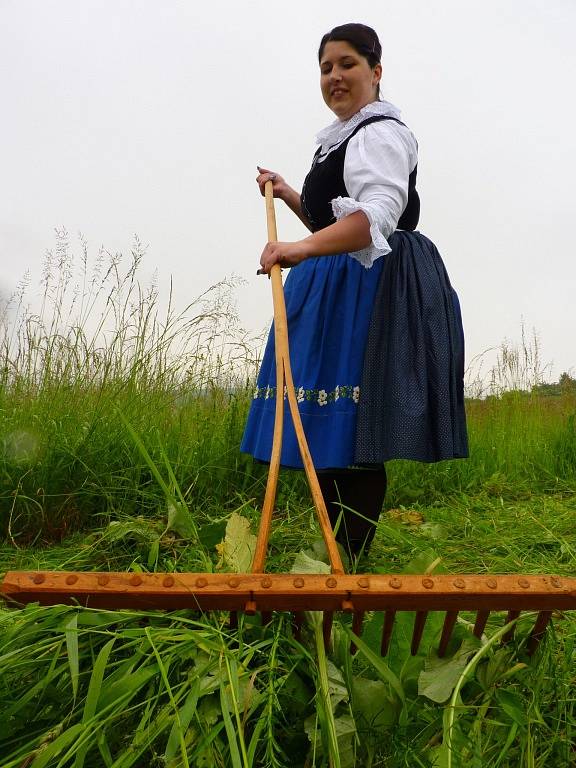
[{"xmin": 531, "ymin": 372, "xmax": 576, "ymax": 397}]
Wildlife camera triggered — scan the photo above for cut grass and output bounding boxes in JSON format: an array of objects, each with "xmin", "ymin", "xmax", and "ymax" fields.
[{"xmin": 1, "ymin": 493, "xmax": 575, "ymax": 766}]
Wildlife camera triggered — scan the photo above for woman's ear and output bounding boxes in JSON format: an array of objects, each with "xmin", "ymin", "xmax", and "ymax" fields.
[{"xmin": 373, "ymin": 63, "xmax": 382, "ymax": 87}]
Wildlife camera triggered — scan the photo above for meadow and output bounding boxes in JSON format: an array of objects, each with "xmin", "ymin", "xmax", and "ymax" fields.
[{"xmin": 0, "ymin": 237, "xmax": 575, "ymax": 767}]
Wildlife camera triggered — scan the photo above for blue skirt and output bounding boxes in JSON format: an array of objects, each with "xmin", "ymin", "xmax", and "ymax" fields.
[{"xmin": 241, "ymin": 231, "xmax": 468, "ymax": 469}]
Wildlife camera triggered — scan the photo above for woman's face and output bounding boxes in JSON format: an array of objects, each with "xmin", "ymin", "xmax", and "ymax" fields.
[{"xmin": 320, "ymin": 40, "xmax": 382, "ymax": 121}]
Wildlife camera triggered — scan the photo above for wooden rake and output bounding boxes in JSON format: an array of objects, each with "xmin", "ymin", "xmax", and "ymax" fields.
[{"xmin": 2, "ymin": 184, "xmax": 576, "ymax": 657}]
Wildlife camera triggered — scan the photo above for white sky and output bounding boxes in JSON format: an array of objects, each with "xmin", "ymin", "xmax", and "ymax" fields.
[{"xmin": 2, "ymin": 0, "xmax": 575, "ymax": 381}]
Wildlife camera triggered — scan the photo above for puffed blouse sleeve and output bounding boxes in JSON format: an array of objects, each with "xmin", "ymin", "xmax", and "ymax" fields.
[{"xmin": 331, "ymin": 121, "xmax": 418, "ymax": 268}]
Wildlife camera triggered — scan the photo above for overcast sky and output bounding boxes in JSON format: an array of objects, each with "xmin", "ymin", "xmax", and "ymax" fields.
[{"xmin": 2, "ymin": 0, "xmax": 575, "ymax": 383}]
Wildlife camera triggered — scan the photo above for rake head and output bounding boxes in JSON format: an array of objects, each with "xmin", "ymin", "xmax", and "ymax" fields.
[{"xmin": 3, "ymin": 569, "xmax": 574, "ymax": 656}]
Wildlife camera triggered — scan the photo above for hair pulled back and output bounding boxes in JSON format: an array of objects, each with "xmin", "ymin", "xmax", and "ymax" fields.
[{"xmin": 318, "ymin": 23, "xmax": 382, "ymax": 68}]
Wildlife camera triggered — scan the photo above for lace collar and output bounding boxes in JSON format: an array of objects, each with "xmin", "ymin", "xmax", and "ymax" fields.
[{"xmin": 315, "ymin": 100, "xmax": 402, "ymax": 156}]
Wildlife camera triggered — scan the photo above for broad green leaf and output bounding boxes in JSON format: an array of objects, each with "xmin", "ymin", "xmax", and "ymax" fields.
[
  {"xmin": 189, "ymin": 725, "xmax": 226, "ymax": 767},
  {"xmin": 418, "ymin": 637, "xmax": 481, "ymax": 703},
  {"xmin": 303, "ymin": 538, "xmax": 349, "ymax": 570},
  {"xmin": 291, "ymin": 551, "xmax": 331, "ymax": 575},
  {"xmin": 304, "ymin": 714, "xmax": 356, "ymax": 768},
  {"xmin": 442, "ymin": 618, "xmax": 522, "ymax": 768},
  {"xmin": 326, "ymin": 660, "xmax": 349, "ymax": 713},
  {"xmin": 352, "ymin": 677, "xmax": 399, "ymax": 731},
  {"xmin": 476, "ymin": 647, "xmax": 514, "ymax": 690},
  {"xmin": 285, "ymin": 574, "xmax": 329, "ymax": 643},
  {"xmin": 495, "ymin": 689, "xmax": 528, "ymax": 726},
  {"xmin": 197, "ymin": 520, "xmax": 227, "ymax": 548},
  {"xmin": 429, "ymin": 744, "xmax": 450, "ymax": 768},
  {"xmin": 197, "ymin": 694, "xmax": 221, "ymax": 727},
  {"xmin": 147, "ymin": 537, "xmax": 160, "ymax": 568},
  {"xmin": 167, "ymin": 502, "xmax": 195, "ymax": 539},
  {"xmin": 402, "ymin": 547, "xmax": 446, "ymax": 575},
  {"xmin": 342, "ymin": 626, "xmax": 405, "ymax": 705},
  {"xmin": 282, "ymin": 669, "xmax": 313, "ymax": 718},
  {"xmin": 221, "ymin": 674, "xmax": 262, "ymax": 716},
  {"xmin": 215, "ymin": 512, "xmax": 256, "ymax": 573}
]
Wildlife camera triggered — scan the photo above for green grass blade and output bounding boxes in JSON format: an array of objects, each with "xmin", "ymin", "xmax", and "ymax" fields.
[
  {"xmin": 313, "ymin": 620, "xmax": 341, "ymax": 768},
  {"xmin": 97, "ymin": 731, "xmax": 114, "ymax": 768},
  {"xmin": 219, "ymin": 681, "xmax": 243, "ymax": 768},
  {"xmin": 30, "ymin": 723, "xmax": 85, "ymax": 768},
  {"xmin": 116, "ymin": 408, "xmax": 173, "ymax": 501},
  {"xmin": 145, "ymin": 627, "xmax": 190, "ymax": 768},
  {"xmin": 73, "ymin": 638, "xmax": 115, "ymax": 768},
  {"xmin": 246, "ymin": 713, "xmax": 266, "ymax": 766},
  {"xmin": 165, "ymin": 678, "xmax": 200, "ymax": 761},
  {"xmin": 223, "ymin": 653, "xmax": 250, "ymax": 767},
  {"xmin": 83, "ymin": 638, "xmax": 115, "ymax": 721},
  {"xmin": 444, "ymin": 616, "xmax": 523, "ymax": 768},
  {"xmin": 64, "ymin": 613, "xmax": 79, "ymax": 702}
]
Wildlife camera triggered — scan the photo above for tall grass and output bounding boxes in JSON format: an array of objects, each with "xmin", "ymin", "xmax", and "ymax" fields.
[
  {"xmin": 385, "ymin": 390, "xmax": 576, "ymax": 509},
  {"xmin": 1, "ymin": 235, "xmax": 574, "ymax": 540},
  {"xmin": 0, "ymin": 235, "xmax": 575, "ymax": 766},
  {"xmin": 0, "ymin": 231, "xmax": 264, "ymax": 541}
]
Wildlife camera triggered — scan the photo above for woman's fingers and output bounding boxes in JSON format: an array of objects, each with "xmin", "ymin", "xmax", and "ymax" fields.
[
  {"xmin": 258, "ymin": 241, "xmax": 306, "ymax": 273},
  {"xmin": 256, "ymin": 166, "xmax": 281, "ymax": 196}
]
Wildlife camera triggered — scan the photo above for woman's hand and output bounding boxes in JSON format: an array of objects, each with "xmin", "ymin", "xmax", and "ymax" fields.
[
  {"xmin": 256, "ymin": 165, "xmax": 313, "ymax": 230},
  {"xmin": 259, "ymin": 240, "xmax": 309, "ymax": 274},
  {"xmin": 256, "ymin": 166, "xmax": 289, "ymax": 201}
]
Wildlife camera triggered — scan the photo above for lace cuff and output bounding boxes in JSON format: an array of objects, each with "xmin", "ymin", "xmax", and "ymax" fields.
[{"xmin": 331, "ymin": 196, "xmax": 392, "ymax": 268}]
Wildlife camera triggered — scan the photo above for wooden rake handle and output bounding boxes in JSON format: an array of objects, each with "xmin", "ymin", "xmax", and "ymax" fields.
[{"xmin": 251, "ymin": 182, "xmax": 344, "ymax": 575}]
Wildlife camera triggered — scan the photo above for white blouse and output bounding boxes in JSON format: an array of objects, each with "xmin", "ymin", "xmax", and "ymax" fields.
[{"xmin": 315, "ymin": 100, "xmax": 418, "ymax": 268}]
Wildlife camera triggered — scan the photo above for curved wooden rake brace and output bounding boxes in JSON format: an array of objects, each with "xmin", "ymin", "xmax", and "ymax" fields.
[
  {"xmin": 2, "ymin": 184, "xmax": 576, "ymax": 656},
  {"xmin": 251, "ymin": 183, "xmax": 344, "ymax": 577}
]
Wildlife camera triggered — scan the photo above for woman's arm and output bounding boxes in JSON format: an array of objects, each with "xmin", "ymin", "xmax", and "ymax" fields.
[
  {"xmin": 257, "ymin": 121, "xmax": 417, "ymax": 273},
  {"xmin": 335, "ymin": 121, "xmax": 418, "ymax": 267},
  {"xmin": 259, "ymin": 210, "xmax": 370, "ymax": 273}
]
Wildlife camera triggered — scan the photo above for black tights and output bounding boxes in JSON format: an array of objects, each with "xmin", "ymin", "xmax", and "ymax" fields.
[{"xmin": 317, "ymin": 466, "xmax": 387, "ymax": 559}]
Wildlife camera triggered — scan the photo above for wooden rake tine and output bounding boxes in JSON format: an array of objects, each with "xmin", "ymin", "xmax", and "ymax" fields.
[{"xmin": 251, "ymin": 182, "xmax": 344, "ymax": 577}]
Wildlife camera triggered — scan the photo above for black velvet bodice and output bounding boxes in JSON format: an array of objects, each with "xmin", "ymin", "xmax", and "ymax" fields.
[{"xmin": 301, "ymin": 115, "xmax": 420, "ymax": 233}]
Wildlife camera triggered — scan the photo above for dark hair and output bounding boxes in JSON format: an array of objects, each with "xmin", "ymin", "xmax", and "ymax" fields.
[{"xmin": 318, "ymin": 23, "xmax": 382, "ymax": 67}]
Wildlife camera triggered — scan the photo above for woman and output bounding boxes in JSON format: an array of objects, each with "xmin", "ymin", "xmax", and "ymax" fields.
[{"xmin": 241, "ymin": 23, "xmax": 468, "ymax": 559}]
